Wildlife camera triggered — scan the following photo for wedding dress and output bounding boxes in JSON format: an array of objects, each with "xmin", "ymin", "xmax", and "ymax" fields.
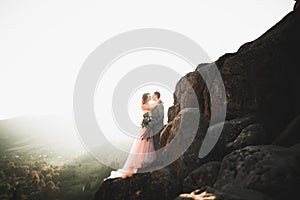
[{"xmin": 105, "ymin": 109, "xmax": 156, "ymax": 180}]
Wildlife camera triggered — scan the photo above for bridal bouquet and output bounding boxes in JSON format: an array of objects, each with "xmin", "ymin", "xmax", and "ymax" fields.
[{"xmin": 141, "ymin": 112, "xmax": 152, "ymax": 128}]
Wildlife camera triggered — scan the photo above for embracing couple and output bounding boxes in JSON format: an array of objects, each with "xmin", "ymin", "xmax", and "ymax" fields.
[{"xmin": 106, "ymin": 91, "xmax": 164, "ymax": 179}]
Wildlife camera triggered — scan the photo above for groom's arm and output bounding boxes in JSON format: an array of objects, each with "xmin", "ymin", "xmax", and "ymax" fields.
[{"xmin": 148, "ymin": 104, "xmax": 164, "ymax": 128}]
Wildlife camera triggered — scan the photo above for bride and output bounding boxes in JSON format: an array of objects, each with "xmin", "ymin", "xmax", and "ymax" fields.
[{"xmin": 105, "ymin": 93, "xmax": 158, "ymax": 179}]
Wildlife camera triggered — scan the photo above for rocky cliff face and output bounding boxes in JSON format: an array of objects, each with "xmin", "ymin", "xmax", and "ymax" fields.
[{"xmin": 94, "ymin": 6, "xmax": 300, "ymax": 200}]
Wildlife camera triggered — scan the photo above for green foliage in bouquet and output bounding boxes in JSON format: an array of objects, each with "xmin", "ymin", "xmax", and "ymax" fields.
[{"xmin": 141, "ymin": 112, "xmax": 151, "ymax": 128}]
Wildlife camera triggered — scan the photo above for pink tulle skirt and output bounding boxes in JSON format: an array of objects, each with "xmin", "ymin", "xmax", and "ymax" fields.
[{"xmin": 105, "ymin": 128, "xmax": 156, "ymax": 179}]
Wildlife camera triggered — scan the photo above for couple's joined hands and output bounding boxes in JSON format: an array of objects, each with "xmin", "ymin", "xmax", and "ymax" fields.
[
  {"xmin": 140, "ymin": 129, "xmax": 152, "ymax": 141},
  {"xmin": 140, "ymin": 135, "xmax": 149, "ymax": 141}
]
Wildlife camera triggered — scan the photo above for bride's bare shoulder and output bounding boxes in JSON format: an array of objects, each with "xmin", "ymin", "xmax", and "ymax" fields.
[{"xmin": 141, "ymin": 103, "xmax": 152, "ymax": 111}]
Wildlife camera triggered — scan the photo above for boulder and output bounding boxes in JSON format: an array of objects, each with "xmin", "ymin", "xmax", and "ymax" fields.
[
  {"xmin": 94, "ymin": 168, "xmax": 180, "ymax": 200},
  {"xmin": 214, "ymin": 144, "xmax": 300, "ymax": 199},
  {"xmin": 182, "ymin": 161, "xmax": 221, "ymax": 193}
]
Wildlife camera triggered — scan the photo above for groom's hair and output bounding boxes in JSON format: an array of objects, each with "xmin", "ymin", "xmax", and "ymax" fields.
[{"xmin": 154, "ymin": 91, "xmax": 160, "ymax": 99}]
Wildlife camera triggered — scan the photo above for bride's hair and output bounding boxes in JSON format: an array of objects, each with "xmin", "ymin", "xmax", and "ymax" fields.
[{"xmin": 142, "ymin": 93, "xmax": 150, "ymax": 105}]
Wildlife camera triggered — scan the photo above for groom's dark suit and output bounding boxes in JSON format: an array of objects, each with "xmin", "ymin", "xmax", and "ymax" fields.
[{"xmin": 148, "ymin": 102, "xmax": 164, "ymax": 150}]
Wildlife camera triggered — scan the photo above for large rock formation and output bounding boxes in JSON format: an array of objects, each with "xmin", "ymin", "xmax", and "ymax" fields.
[
  {"xmin": 94, "ymin": 6, "xmax": 300, "ymax": 200},
  {"xmin": 214, "ymin": 144, "xmax": 300, "ymax": 199}
]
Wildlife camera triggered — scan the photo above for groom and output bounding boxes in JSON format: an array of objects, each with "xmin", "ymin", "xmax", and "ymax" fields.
[{"xmin": 148, "ymin": 91, "xmax": 164, "ymax": 150}]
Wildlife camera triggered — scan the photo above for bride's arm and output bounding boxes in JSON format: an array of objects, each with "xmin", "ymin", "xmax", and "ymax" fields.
[{"xmin": 141, "ymin": 103, "xmax": 154, "ymax": 110}]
